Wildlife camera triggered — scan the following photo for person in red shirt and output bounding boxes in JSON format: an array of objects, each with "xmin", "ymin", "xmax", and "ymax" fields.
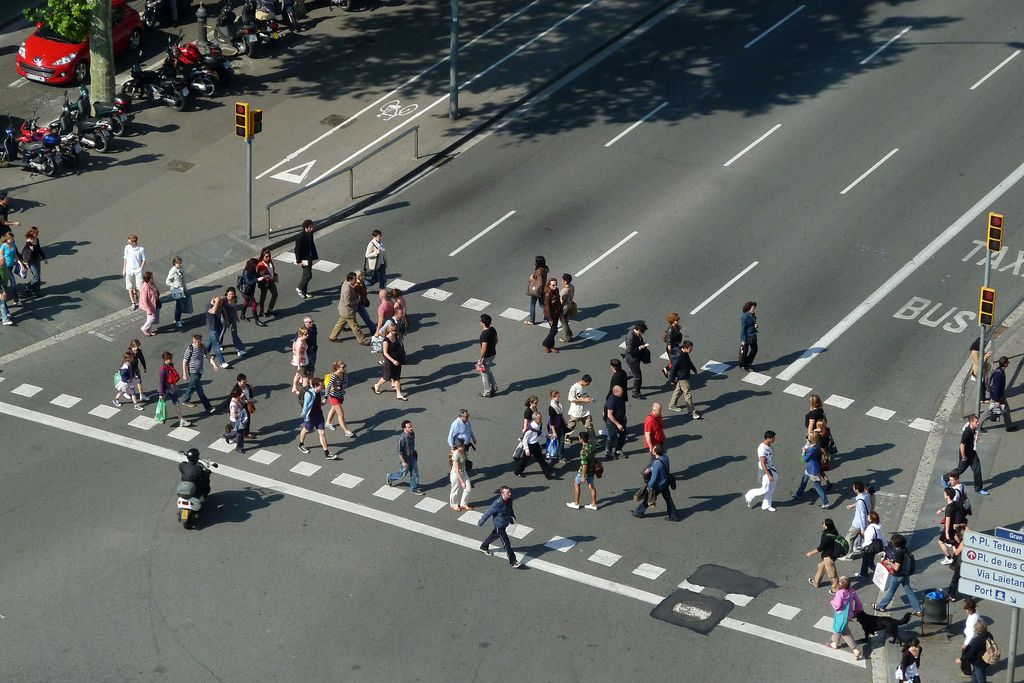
[{"xmin": 643, "ymin": 403, "xmax": 666, "ymax": 457}]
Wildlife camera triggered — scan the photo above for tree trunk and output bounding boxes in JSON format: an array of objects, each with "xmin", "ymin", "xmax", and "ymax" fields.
[{"xmin": 89, "ymin": 0, "xmax": 115, "ymax": 115}]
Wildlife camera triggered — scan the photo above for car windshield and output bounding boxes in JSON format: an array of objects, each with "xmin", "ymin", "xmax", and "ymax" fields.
[{"xmin": 36, "ymin": 25, "xmax": 77, "ymax": 44}]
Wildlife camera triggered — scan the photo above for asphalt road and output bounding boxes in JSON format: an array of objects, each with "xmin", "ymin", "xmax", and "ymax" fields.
[{"xmin": 3, "ymin": 0, "xmax": 1024, "ymax": 680}]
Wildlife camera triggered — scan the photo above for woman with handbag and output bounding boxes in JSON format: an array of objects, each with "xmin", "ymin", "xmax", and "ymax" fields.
[
  {"xmin": 858, "ymin": 511, "xmax": 888, "ymax": 578},
  {"xmin": 542, "ymin": 278, "xmax": 562, "ymax": 353},
  {"xmin": 238, "ymin": 258, "xmax": 267, "ymax": 327},
  {"xmin": 256, "ymin": 248, "xmax": 279, "ymax": 318},
  {"xmin": 812, "ymin": 417, "xmax": 835, "ymax": 491},
  {"xmin": 827, "ymin": 576, "xmax": 863, "ymax": 660},
  {"xmin": 548, "ymin": 389, "xmax": 566, "ymax": 465},
  {"xmin": 21, "ymin": 226, "xmax": 46, "ymax": 297},
  {"xmin": 0, "ymin": 259, "xmax": 12, "ymax": 325},
  {"xmin": 165, "ymin": 256, "xmax": 190, "ymax": 329},
  {"xmin": 525, "ymin": 255, "xmax": 548, "ymax": 325},
  {"xmin": 794, "ymin": 433, "xmax": 830, "ymax": 507},
  {"xmin": 139, "ymin": 271, "xmax": 161, "ymax": 336},
  {"xmin": 449, "ymin": 439, "xmax": 473, "ymax": 511},
  {"xmin": 224, "ymin": 384, "xmax": 249, "ymax": 454},
  {"xmin": 515, "ymin": 411, "xmax": 554, "ymax": 479},
  {"xmin": 373, "ymin": 325, "xmax": 408, "ymax": 400},
  {"xmin": 325, "ymin": 361, "xmax": 354, "ymax": 436},
  {"xmin": 896, "ymin": 638, "xmax": 922, "ymax": 682}
]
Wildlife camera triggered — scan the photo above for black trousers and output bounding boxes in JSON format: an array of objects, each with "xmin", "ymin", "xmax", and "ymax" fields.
[
  {"xmin": 258, "ymin": 282, "xmax": 278, "ymax": 314},
  {"xmin": 515, "ymin": 443, "xmax": 552, "ymax": 478},
  {"xmin": 297, "ymin": 264, "xmax": 313, "ymax": 295},
  {"xmin": 951, "ymin": 455, "xmax": 984, "ymax": 491},
  {"xmin": 635, "ymin": 486, "xmax": 678, "ymax": 520},
  {"xmin": 625, "ymin": 358, "xmax": 642, "ymax": 395},
  {"xmin": 740, "ymin": 339, "xmax": 758, "ymax": 369},
  {"xmin": 481, "ymin": 526, "xmax": 516, "ymax": 564}
]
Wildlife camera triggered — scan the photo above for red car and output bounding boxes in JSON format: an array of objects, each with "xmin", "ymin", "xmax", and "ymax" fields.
[{"xmin": 17, "ymin": 0, "xmax": 143, "ymax": 85}]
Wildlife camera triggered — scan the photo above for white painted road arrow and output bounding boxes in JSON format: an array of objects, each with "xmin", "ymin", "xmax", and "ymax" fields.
[{"xmin": 271, "ymin": 160, "xmax": 317, "ymax": 184}]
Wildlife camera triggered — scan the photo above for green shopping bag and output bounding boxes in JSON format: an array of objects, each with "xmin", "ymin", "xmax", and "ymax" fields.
[{"xmin": 154, "ymin": 397, "xmax": 167, "ymax": 423}]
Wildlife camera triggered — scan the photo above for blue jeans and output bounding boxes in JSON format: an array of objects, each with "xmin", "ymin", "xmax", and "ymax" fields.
[
  {"xmin": 219, "ymin": 322, "xmax": 246, "ymax": 355},
  {"xmin": 604, "ymin": 420, "xmax": 625, "ymax": 457},
  {"xmin": 529, "ymin": 295, "xmax": 541, "ymax": 323},
  {"xmin": 357, "ymin": 304, "xmax": 374, "ymax": 334},
  {"xmin": 0, "ymin": 298, "xmax": 9, "ymax": 322},
  {"xmin": 27, "ymin": 262, "xmax": 40, "ymax": 295},
  {"xmin": 205, "ymin": 330, "xmax": 227, "ymax": 365},
  {"xmin": 387, "ymin": 459, "xmax": 419, "ymax": 491},
  {"xmin": 795, "ymin": 472, "xmax": 829, "ymax": 505},
  {"xmin": 971, "ymin": 662, "xmax": 988, "ymax": 683},
  {"xmin": 877, "ymin": 574, "xmax": 922, "ymax": 613},
  {"xmin": 181, "ymin": 371, "xmax": 212, "ymax": 411}
]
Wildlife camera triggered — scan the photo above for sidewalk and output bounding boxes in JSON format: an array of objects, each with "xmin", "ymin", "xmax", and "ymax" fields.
[{"xmin": 873, "ymin": 320, "xmax": 1024, "ymax": 682}]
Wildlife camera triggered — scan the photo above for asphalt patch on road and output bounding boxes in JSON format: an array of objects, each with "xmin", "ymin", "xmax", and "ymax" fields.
[
  {"xmin": 687, "ymin": 564, "xmax": 776, "ymax": 597},
  {"xmin": 651, "ymin": 589, "xmax": 732, "ymax": 635}
]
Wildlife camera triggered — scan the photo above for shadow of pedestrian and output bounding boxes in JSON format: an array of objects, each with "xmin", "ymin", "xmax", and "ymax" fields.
[
  {"xmin": 755, "ymin": 347, "xmax": 828, "ymax": 373},
  {"xmin": 201, "ymin": 487, "xmax": 285, "ymax": 527},
  {"xmin": 829, "ymin": 443, "xmax": 895, "ymax": 469},
  {"xmin": 681, "ymin": 492, "xmax": 741, "ymax": 519},
  {"xmin": 505, "ymin": 369, "xmax": 579, "ymax": 395},
  {"xmin": 42, "ymin": 240, "xmax": 90, "ymax": 257},
  {"xmin": 698, "ymin": 389, "xmax": 770, "ymax": 414},
  {"xmin": 679, "ymin": 454, "xmax": 744, "ymax": 481}
]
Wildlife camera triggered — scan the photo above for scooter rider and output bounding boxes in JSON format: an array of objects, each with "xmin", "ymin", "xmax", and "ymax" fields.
[{"xmin": 179, "ymin": 448, "xmax": 211, "ymax": 499}]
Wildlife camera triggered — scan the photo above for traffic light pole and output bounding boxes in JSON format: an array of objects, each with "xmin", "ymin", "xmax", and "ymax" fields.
[
  {"xmin": 976, "ymin": 251, "xmax": 991, "ymax": 418},
  {"xmin": 449, "ymin": 0, "xmax": 458, "ymax": 119},
  {"xmin": 246, "ymin": 136, "xmax": 253, "ymax": 240}
]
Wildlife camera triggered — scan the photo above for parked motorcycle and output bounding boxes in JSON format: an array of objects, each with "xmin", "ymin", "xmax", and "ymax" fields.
[
  {"xmin": 55, "ymin": 96, "xmax": 114, "ymax": 153},
  {"xmin": 120, "ymin": 52, "xmax": 192, "ymax": 111},
  {"xmin": 237, "ymin": 0, "xmax": 281, "ymax": 58},
  {"xmin": 175, "ymin": 455, "xmax": 218, "ymax": 530},
  {"xmin": 71, "ymin": 85, "xmax": 134, "ymax": 137},
  {"xmin": 171, "ymin": 34, "xmax": 233, "ymax": 86},
  {"xmin": 160, "ymin": 37, "xmax": 217, "ymax": 97},
  {"xmin": 1, "ymin": 120, "xmax": 62, "ymax": 176}
]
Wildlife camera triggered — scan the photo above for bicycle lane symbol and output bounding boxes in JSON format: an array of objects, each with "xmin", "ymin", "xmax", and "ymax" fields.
[{"xmin": 377, "ymin": 99, "xmax": 418, "ymax": 121}]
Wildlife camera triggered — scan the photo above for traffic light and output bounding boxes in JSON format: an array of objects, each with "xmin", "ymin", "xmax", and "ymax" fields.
[
  {"xmin": 987, "ymin": 212, "xmax": 1004, "ymax": 252},
  {"xmin": 252, "ymin": 108, "xmax": 262, "ymax": 135},
  {"xmin": 979, "ymin": 287, "xmax": 996, "ymax": 327},
  {"xmin": 235, "ymin": 102, "xmax": 250, "ymax": 138}
]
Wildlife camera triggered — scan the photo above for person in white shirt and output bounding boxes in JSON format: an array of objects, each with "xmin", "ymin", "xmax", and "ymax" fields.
[
  {"xmin": 962, "ymin": 599, "xmax": 981, "ymax": 650},
  {"xmin": 564, "ymin": 374, "xmax": 596, "ymax": 445},
  {"xmin": 744, "ymin": 431, "xmax": 778, "ymax": 511},
  {"xmin": 858, "ymin": 511, "xmax": 888, "ymax": 578},
  {"xmin": 364, "ymin": 229, "xmax": 387, "ymax": 287},
  {"xmin": 840, "ymin": 481, "xmax": 872, "ymax": 560},
  {"xmin": 122, "ymin": 233, "xmax": 146, "ymax": 310}
]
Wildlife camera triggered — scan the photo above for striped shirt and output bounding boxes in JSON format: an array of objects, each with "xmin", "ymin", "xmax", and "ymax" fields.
[{"xmin": 183, "ymin": 343, "xmax": 206, "ymax": 374}]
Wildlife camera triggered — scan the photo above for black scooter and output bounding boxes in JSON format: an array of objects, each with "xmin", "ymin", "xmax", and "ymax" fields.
[{"xmin": 120, "ymin": 52, "xmax": 193, "ymax": 111}]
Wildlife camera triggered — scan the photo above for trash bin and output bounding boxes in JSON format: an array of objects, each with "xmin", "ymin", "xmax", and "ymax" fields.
[{"xmin": 923, "ymin": 590, "xmax": 947, "ymax": 624}]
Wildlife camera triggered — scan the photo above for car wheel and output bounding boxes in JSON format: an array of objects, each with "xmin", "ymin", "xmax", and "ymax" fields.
[
  {"xmin": 128, "ymin": 28, "xmax": 142, "ymax": 52},
  {"xmin": 74, "ymin": 60, "xmax": 90, "ymax": 84}
]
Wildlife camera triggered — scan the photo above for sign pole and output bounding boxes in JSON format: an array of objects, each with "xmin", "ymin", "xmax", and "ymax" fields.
[
  {"xmin": 1008, "ymin": 606, "xmax": 1019, "ymax": 683},
  {"xmin": 449, "ymin": 0, "xmax": 458, "ymax": 119}
]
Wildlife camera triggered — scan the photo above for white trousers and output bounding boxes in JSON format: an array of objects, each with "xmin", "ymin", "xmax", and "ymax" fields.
[
  {"xmin": 449, "ymin": 470, "xmax": 471, "ymax": 508},
  {"xmin": 744, "ymin": 471, "xmax": 778, "ymax": 509}
]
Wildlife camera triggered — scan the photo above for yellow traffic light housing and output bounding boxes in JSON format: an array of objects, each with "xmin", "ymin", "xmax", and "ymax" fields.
[
  {"xmin": 987, "ymin": 212, "xmax": 1004, "ymax": 252},
  {"xmin": 979, "ymin": 287, "xmax": 996, "ymax": 327},
  {"xmin": 252, "ymin": 108, "xmax": 262, "ymax": 135},
  {"xmin": 235, "ymin": 102, "xmax": 250, "ymax": 138}
]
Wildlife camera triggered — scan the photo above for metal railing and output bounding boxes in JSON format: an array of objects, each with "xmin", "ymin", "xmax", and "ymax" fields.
[{"xmin": 264, "ymin": 125, "xmax": 421, "ymax": 238}]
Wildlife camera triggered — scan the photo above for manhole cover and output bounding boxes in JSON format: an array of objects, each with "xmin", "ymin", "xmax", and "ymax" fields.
[
  {"xmin": 651, "ymin": 589, "xmax": 732, "ymax": 634},
  {"xmin": 320, "ymin": 114, "xmax": 347, "ymax": 127},
  {"xmin": 165, "ymin": 159, "xmax": 194, "ymax": 173}
]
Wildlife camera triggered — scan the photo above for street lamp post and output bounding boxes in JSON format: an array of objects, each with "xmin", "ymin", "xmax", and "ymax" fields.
[{"xmin": 449, "ymin": 0, "xmax": 458, "ymax": 119}]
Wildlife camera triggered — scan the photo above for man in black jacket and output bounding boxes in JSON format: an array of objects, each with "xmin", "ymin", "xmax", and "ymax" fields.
[
  {"xmin": 623, "ymin": 321, "xmax": 649, "ymax": 399},
  {"xmin": 608, "ymin": 358, "xmax": 629, "ymax": 404},
  {"xmin": 293, "ymin": 219, "xmax": 319, "ymax": 299},
  {"xmin": 987, "ymin": 355, "xmax": 1016, "ymax": 431},
  {"xmin": 478, "ymin": 486, "xmax": 520, "ymax": 567},
  {"xmin": 668, "ymin": 340, "xmax": 702, "ymax": 419}
]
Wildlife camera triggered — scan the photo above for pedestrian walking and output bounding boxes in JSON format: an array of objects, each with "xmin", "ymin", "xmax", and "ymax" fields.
[
  {"xmin": 744, "ymin": 430, "xmax": 778, "ymax": 511},
  {"xmin": 181, "ymin": 334, "xmax": 219, "ymax": 413},
  {"xmin": 219, "ymin": 288, "xmax": 248, "ymax": 358},
  {"xmin": 805, "ymin": 393, "xmax": 826, "ymax": 433},
  {"xmin": 525, "ymin": 255, "xmax": 548, "ymax": 325},
  {"xmin": 827, "ymin": 576, "xmax": 863, "ymax": 660},
  {"xmin": 541, "ymin": 278, "xmax": 562, "ymax": 352},
  {"xmin": 298, "ymin": 377, "xmax": 335, "ymax": 459},
  {"xmin": 165, "ymin": 256, "xmax": 191, "ymax": 329},
  {"xmin": 204, "ymin": 296, "xmax": 230, "ymax": 368},
  {"xmin": 385, "ymin": 420, "xmax": 423, "ymax": 494},
  {"xmin": 959, "ymin": 599, "xmax": 982, "ymax": 656},
  {"xmin": 354, "ymin": 271, "xmax": 375, "ymax": 336},
  {"xmin": 952, "ymin": 415, "xmax": 989, "ymax": 495},
  {"xmin": 302, "ymin": 316, "xmax": 319, "ymax": 376},
  {"xmin": 291, "ymin": 326, "xmax": 309, "ymax": 395},
  {"xmin": 812, "ymin": 418, "xmax": 836, "ymax": 491},
  {"xmin": 970, "ymin": 338, "xmax": 992, "ymax": 400},
  {"xmin": 294, "ymin": 219, "xmax": 318, "ymax": 299},
  {"xmin": 324, "ymin": 361, "xmax": 354, "ymax": 436},
  {"xmin": 936, "ymin": 486, "xmax": 966, "ymax": 564},
  {"xmin": 114, "ymin": 352, "xmax": 144, "ymax": 410},
  {"xmin": 566, "ymin": 432, "xmax": 598, "ymax": 510},
  {"xmin": 1, "ymin": 231, "xmax": 24, "ymax": 305},
  {"xmin": 895, "ymin": 638, "xmax": 922, "ymax": 682},
  {"xmin": 515, "ymin": 410, "xmax": 554, "ymax": 479},
  {"xmin": 805, "ymin": 518, "xmax": 841, "ymax": 593},
  {"xmin": 234, "ymin": 373, "xmax": 257, "ymax": 436},
  {"xmin": 667, "ymin": 340, "xmax": 703, "ymax": 419},
  {"xmin": 945, "ymin": 527, "xmax": 966, "ymax": 601},
  {"xmin": 376, "ymin": 288, "xmax": 394, "ymax": 333},
  {"xmin": 447, "ymin": 408, "xmax": 477, "ymax": 452},
  {"xmin": 372, "ymin": 324, "xmax": 408, "ymax": 400},
  {"xmin": 604, "ymin": 385, "xmax": 627, "ymax": 460},
  {"xmin": 477, "ymin": 314, "xmax": 498, "ymax": 398},
  {"xmin": 363, "ymin": 229, "xmax": 387, "ymax": 287},
  {"xmin": 126, "ymin": 338, "xmax": 149, "ymax": 402},
  {"xmin": 558, "ymin": 273, "xmax": 575, "ymax": 342},
  {"xmin": 328, "ymin": 272, "xmax": 369, "ymax": 345},
  {"xmin": 521, "ymin": 395, "xmax": 540, "ymax": 433},
  {"xmin": 0, "ymin": 191, "xmax": 21, "ymax": 230},
  {"xmin": 157, "ymin": 350, "xmax": 190, "ymax": 427},
  {"xmin": 738, "ymin": 301, "xmax": 759, "ymax": 371},
  {"xmin": 548, "ymin": 390, "xmax": 566, "ymax": 464},
  {"xmin": 873, "ymin": 533, "xmax": 923, "ymax": 616},
  {"xmin": 632, "ymin": 445, "xmax": 678, "ymax": 521},
  {"xmin": 608, "ymin": 358, "xmax": 629, "ymax": 404},
  {"xmin": 238, "ymin": 258, "xmax": 267, "ymax": 326},
  {"xmin": 448, "ymin": 440, "xmax": 472, "ymax": 511},
  {"xmin": 0, "ymin": 258, "xmax": 14, "ymax": 326},
  {"xmin": 223, "ymin": 384, "xmax": 249, "ymax": 454},
  {"xmin": 376, "ymin": 306, "xmax": 411, "ymax": 342},
  {"xmin": 955, "ymin": 620, "xmax": 996, "ymax": 683},
  {"xmin": 256, "ymin": 247, "xmax": 279, "ymax": 316},
  {"xmin": 20, "ymin": 227, "xmax": 46, "ymax": 297},
  {"xmin": 643, "ymin": 402, "xmax": 666, "ymax": 458},
  {"xmin": 478, "ymin": 485, "xmax": 520, "ymax": 567},
  {"xmin": 122, "ymin": 233, "xmax": 146, "ymax": 311},
  {"xmin": 565, "ymin": 374, "xmax": 596, "ymax": 444},
  {"xmin": 840, "ymin": 482, "xmax": 871, "ymax": 560},
  {"xmin": 624, "ymin": 321, "xmax": 650, "ymax": 399},
  {"xmin": 986, "ymin": 356, "xmax": 1016, "ymax": 431},
  {"xmin": 139, "ymin": 271, "xmax": 160, "ymax": 336},
  {"xmin": 661, "ymin": 312, "xmax": 683, "ymax": 378},
  {"xmin": 858, "ymin": 511, "xmax": 888, "ymax": 578},
  {"xmin": 794, "ymin": 433, "xmax": 831, "ymax": 508}
]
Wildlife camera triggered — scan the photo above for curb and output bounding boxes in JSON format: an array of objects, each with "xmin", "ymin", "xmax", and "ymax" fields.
[{"xmin": 258, "ymin": 0, "xmax": 686, "ymax": 254}]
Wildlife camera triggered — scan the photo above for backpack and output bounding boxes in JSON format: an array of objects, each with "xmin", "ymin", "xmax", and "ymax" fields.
[
  {"xmin": 904, "ymin": 551, "xmax": 917, "ymax": 576},
  {"xmin": 324, "ymin": 371, "xmax": 333, "ymax": 390},
  {"xmin": 982, "ymin": 635, "xmax": 1002, "ymax": 665},
  {"xmin": 830, "ymin": 534, "xmax": 851, "ymax": 558},
  {"xmin": 166, "ymin": 365, "xmax": 181, "ymax": 385},
  {"xmin": 236, "ymin": 272, "xmax": 245, "ymax": 290},
  {"xmin": 960, "ymin": 492, "xmax": 973, "ymax": 517}
]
